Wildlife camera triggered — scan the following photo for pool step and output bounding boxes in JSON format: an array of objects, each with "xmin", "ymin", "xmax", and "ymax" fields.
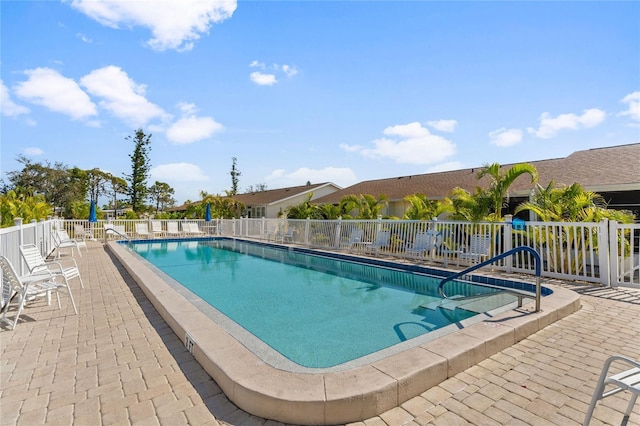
[{"xmin": 421, "ymin": 292, "xmax": 520, "ymax": 313}]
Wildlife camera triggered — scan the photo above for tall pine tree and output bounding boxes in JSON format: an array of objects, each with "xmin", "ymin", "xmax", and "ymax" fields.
[{"xmin": 125, "ymin": 129, "xmax": 152, "ymax": 213}]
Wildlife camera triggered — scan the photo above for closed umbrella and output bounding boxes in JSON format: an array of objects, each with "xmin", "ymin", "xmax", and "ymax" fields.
[
  {"xmin": 205, "ymin": 203, "xmax": 211, "ymax": 222},
  {"xmin": 89, "ymin": 200, "xmax": 97, "ymax": 223}
]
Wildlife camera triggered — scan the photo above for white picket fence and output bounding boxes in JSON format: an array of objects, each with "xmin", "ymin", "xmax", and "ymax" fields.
[{"xmin": 1, "ymin": 217, "xmax": 638, "ymax": 289}]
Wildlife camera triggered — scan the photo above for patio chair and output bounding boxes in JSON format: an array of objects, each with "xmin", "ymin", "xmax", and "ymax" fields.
[
  {"xmin": 73, "ymin": 224, "xmax": 94, "ymax": 241},
  {"xmin": 341, "ymin": 228, "xmax": 363, "ymax": 251},
  {"xmin": 363, "ymin": 230, "xmax": 391, "ymax": 256},
  {"xmin": 0, "ymin": 256, "xmax": 77, "ymax": 329},
  {"xmin": 458, "ymin": 234, "xmax": 491, "ymax": 264},
  {"xmin": 583, "ymin": 355, "xmax": 640, "ymax": 425},
  {"xmin": 20, "ymin": 243, "xmax": 84, "ymax": 289},
  {"xmin": 53, "ymin": 229, "xmax": 86, "ymax": 258},
  {"xmin": 405, "ymin": 230, "xmax": 442, "ymax": 260},
  {"xmin": 151, "ymin": 221, "xmax": 165, "ymax": 237},
  {"xmin": 277, "ymin": 228, "xmax": 294, "ymax": 243},
  {"xmin": 166, "ymin": 221, "xmax": 182, "ymax": 237},
  {"xmin": 184, "ymin": 223, "xmax": 206, "ymax": 236},
  {"xmin": 135, "ymin": 223, "xmax": 152, "ymax": 239}
]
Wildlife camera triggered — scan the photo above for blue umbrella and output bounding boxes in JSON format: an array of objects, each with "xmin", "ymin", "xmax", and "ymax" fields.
[
  {"xmin": 89, "ymin": 200, "xmax": 97, "ymax": 223},
  {"xmin": 205, "ymin": 203, "xmax": 211, "ymax": 222}
]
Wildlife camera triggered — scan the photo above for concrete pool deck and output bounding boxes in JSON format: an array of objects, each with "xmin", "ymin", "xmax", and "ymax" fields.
[{"xmin": 1, "ymin": 240, "xmax": 639, "ymax": 425}]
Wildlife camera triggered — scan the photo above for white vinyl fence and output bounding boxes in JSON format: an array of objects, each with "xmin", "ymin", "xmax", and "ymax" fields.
[{"xmin": 1, "ymin": 217, "xmax": 638, "ymax": 292}]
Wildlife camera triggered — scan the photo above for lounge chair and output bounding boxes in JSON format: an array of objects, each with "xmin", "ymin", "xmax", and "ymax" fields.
[
  {"xmin": 458, "ymin": 234, "xmax": 492, "ymax": 264},
  {"xmin": 341, "ymin": 228, "xmax": 364, "ymax": 252},
  {"xmin": 20, "ymin": 244, "xmax": 84, "ymax": 289},
  {"xmin": 53, "ymin": 229, "xmax": 86, "ymax": 257},
  {"xmin": 135, "ymin": 223, "xmax": 152, "ymax": 239},
  {"xmin": 73, "ymin": 224, "xmax": 94, "ymax": 241},
  {"xmin": 166, "ymin": 221, "xmax": 182, "ymax": 237},
  {"xmin": 184, "ymin": 223, "xmax": 206, "ymax": 236},
  {"xmin": 405, "ymin": 230, "xmax": 442, "ymax": 260},
  {"xmin": 363, "ymin": 230, "xmax": 391, "ymax": 256},
  {"xmin": 584, "ymin": 355, "xmax": 640, "ymax": 425},
  {"xmin": 151, "ymin": 221, "xmax": 165, "ymax": 237},
  {"xmin": 104, "ymin": 223, "xmax": 130, "ymax": 240},
  {"xmin": 0, "ymin": 256, "xmax": 77, "ymax": 329},
  {"xmin": 277, "ymin": 228, "xmax": 294, "ymax": 243}
]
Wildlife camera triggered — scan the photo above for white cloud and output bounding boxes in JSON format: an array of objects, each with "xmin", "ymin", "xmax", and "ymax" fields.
[
  {"xmin": 426, "ymin": 161, "xmax": 465, "ymax": 173},
  {"xmin": 265, "ymin": 167, "xmax": 357, "ymax": 188},
  {"xmin": 76, "ymin": 32, "xmax": 92, "ymax": 43},
  {"xmin": 23, "ymin": 147, "xmax": 45, "ymax": 156},
  {"xmin": 339, "ymin": 143, "xmax": 365, "ymax": 152},
  {"xmin": 618, "ymin": 91, "xmax": 640, "ymax": 123},
  {"xmin": 166, "ymin": 116, "xmax": 223, "ymax": 144},
  {"xmin": 426, "ymin": 119, "xmax": 457, "ymax": 133},
  {"xmin": 250, "ymin": 71, "xmax": 277, "ymax": 86},
  {"xmin": 527, "ymin": 108, "xmax": 606, "ymax": 139},
  {"xmin": 348, "ymin": 122, "xmax": 456, "ymax": 165},
  {"xmin": 281, "ymin": 64, "xmax": 298, "ymax": 77},
  {"xmin": 489, "ymin": 128, "xmax": 523, "ymax": 147},
  {"xmin": 249, "ymin": 60, "xmax": 265, "ymax": 69},
  {"xmin": 13, "ymin": 68, "xmax": 97, "ymax": 120},
  {"xmin": 80, "ymin": 65, "xmax": 167, "ymax": 127},
  {"xmin": 151, "ymin": 162, "xmax": 209, "ymax": 182},
  {"xmin": 67, "ymin": 0, "xmax": 237, "ymax": 52},
  {"xmin": 1, "ymin": 80, "xmax": 30, "ymax": 117}
]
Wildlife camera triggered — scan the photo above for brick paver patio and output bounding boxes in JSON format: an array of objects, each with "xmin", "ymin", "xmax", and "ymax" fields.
[{"xmin": 1, "ymin": 241, "xmax": 639, "ymax": 425}]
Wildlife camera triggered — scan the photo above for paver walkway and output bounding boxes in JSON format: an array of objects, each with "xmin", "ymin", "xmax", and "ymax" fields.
[{"xmin": 1, "ymin": 241, "xmax": 639, "ymax": 425}]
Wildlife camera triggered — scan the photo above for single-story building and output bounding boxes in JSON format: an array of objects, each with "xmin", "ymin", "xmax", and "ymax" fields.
[{"xmin": 313, "ymin": 143, "xmax": 640, "ymax": 219}]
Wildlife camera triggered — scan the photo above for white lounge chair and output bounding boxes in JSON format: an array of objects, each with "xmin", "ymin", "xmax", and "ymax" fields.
[
  {"xmin": 458, "ymin": 234, "xmax": 491, "ymax": 263},
  {"xmin": 20, "ymin": 244, "xmax": 84, "ymax": 289},
  {"xmin": 73, "ymin": 224, "xmax": 94, "ymax": 241},
  {"xmin": 135, "ymin": 223, "xmax": 152, "ymax": 239},
  {"xmin": 104, "ymin": 224, "xmax": 130, "ymax": 240},
  {"xmin": 584, "ymin": 355, "xmax": 640, "ymax": 425},
  {"xmin": 184, "ymin": 223, "xmax": 206, "ymax": 236},
  {"xmin": 166, "ymin": 221, "xmax": 182, "ymax": 237},
  {"xmin": 151, "ymin": 221, "xmax": 165, "ymax": 237},
  {"xmin": 363, "ymin": 230, "xmax": 391, "ymax": 256},
  {"xmin": 0, "ymin": 256, "xmax": 77, "ymax": 329},
  {"xmin": 341, "ymin": 228, "xmax": 364, "ymax": 252},
  {"xmin": 277, "ymin": 228, "xmax": 294, "ymax": 243},
  {"xmin": 53, "ymin": 229, "xmax": 86, "ymax": 257},
  {"xmin": 405, "ymin": 230, "xmax": 442, "ymax": 260}
]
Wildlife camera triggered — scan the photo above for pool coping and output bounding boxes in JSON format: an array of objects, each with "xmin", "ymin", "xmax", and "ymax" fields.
[{"xmin": 107, "ymin": 239, "xmax": 581, "ymax": 425}]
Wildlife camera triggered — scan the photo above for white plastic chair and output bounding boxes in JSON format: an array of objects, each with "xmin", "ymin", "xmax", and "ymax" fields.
[
  {"xmin": 363, "ymin": 230, "xmax": 391, "ymax": 256},
  {"xmin": 166, "ymin": 221, "xmax": 182, "ymax": 237},
  {"xmin": 135, "ymin": 223, "xmax": 152, "ymax": 239},
  {"xmin": 53, "ymin": 229, "xmax": 86, "ymax": 257},
  {"xmin": 583, "ymin": 355, "xmax": 640, "ymax": 425},
  {"xmin": 0, "ymin": 256, "xmax": 77, "ymax": 329},
  {"xmin": 20, "ymin": 244, "xmax": 84, "ymax": 289},
  {"xmin": 151, "ymin": 221, "xmax": 165, "ymax": 237}
]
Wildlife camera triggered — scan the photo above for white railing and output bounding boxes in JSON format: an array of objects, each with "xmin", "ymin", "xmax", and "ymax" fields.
[{"xmin": 1, "ymin": 216, "xmax": 638, "ymax": 289}]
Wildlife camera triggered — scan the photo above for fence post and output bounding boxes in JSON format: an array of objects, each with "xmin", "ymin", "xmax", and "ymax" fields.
[
  {"xmin": 334, "ymin": 217, "xmax": 342, "ymax": 249},
  {"xmin": 597, "ymin": 219, "xmax": 611, "ymax": 287},
  {"xmin": 608, "ymin": 220, "xmax": 618, "ymax": 288},
  {"xmin": 14, "ymin": 218, "xmax": 24, "ymax": 275},
  {"xmin": 304, "ymin": 218, "xmax": 310, "ymax": 245},
  {"xmin": 504, "ymin": 215, "xmax": 513, "ymax": 273}
]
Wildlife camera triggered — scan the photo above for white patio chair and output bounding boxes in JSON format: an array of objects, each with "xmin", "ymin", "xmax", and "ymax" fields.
[
  {"xmin": 584, "ymin": 355, "xmax": 640, "ymax": 425},
  {"xmin": 458, "ymin": 234, "xmax": 491, "ymax": 263},
  {"xmin": 0, "ymin": 256, "xmax": 77, "ymax": 329},
  {"xmin": 166, "ymin": 221, "xmax": 182, "ymax": 237},
  {"xmin": 184, "ymin": 223, "xmax": 206, "ymax": 236},
  {"xmin": 341, "ymin": 228, "xmax": 363, "ymax": 251},
  {"xmin": 151, "ymin": 221, "xmax": 165, "ymax": 237},
  {"xmin": 363, "ymin": 230, "xmax": 391, "ymax": 256},
  {"xmin": 135, "ymin": 223, "xmax": 152, "ymax": 239},
  {"xmin": 405, "ymin": 231, "xmax": 442, "ymax": 260},
  {"xmin": 73, "ymin": 224, "xmax": 94, "ymax": 241},
  {"xmin": 53, "ymin": 229, "xmax": 86, "ymax": 257},
  {"xmin": 20, "ymin": 244, "xmax": 84, "ymax": 289}
]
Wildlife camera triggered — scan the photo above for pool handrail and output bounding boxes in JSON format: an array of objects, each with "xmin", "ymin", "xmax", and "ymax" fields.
[{"xmin": 439, "ymin": 246, "xmax": 542, "ymax": 312}]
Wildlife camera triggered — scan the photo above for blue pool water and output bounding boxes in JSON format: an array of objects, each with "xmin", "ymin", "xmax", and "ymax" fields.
[{"xmin": 129, "ymin": 239, "xmax": 517, "ymax": 368}]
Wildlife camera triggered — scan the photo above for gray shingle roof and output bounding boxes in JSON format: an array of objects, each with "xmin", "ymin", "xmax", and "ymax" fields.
[{"xmin": 314, "ymin": 143, "xmax": 640, "ymax": 204}]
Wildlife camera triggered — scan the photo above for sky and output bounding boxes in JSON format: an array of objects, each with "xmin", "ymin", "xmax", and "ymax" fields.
[{"xmin": 1, "ymin": 1, "xmax": 639, "ymax": 206}]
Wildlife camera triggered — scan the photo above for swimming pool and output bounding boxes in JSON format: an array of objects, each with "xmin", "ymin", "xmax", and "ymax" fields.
[{"xmin": 109, "ymin": 237, "xmax": 580, "ymax": 424}]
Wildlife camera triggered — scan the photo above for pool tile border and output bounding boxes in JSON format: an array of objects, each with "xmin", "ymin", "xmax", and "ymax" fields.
[{"xmin": 107, "ymin": 239, "xmax": 581, "ymax": 425}]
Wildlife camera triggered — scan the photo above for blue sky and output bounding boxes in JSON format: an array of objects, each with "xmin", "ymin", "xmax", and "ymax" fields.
[{"xmin": 2, "ymin": 1, "xmax": 639, "ymax": 205}]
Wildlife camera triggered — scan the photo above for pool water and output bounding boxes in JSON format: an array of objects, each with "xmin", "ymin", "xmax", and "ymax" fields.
[{"xmin": 130, "ymin": 239, "xmax": 515, "ymax": 368}]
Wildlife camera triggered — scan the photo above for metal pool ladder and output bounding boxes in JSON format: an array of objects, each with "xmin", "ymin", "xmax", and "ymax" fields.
[{"xmin": 436, "ymin": 246, "xmax": 542, "ymax": 312}]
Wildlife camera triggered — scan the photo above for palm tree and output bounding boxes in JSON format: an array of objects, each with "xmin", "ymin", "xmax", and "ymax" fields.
[
  {"xmin": 339, "ymin": 194, "xmax": 388, "ymax": 219},
  {"xmin": 477, "ymin": 162, "xmax": 538, "ymax": 220},
  {"xmin": 402, "ymin": 193, "xmax": 454, "ymax": 220},
  {"xmin": 282, "ymin": 194, "xmax": 324, "ymax": 219},
  {"xmin": 450, "ymin": 187, "xmax": 492, "ymax": 222}
]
